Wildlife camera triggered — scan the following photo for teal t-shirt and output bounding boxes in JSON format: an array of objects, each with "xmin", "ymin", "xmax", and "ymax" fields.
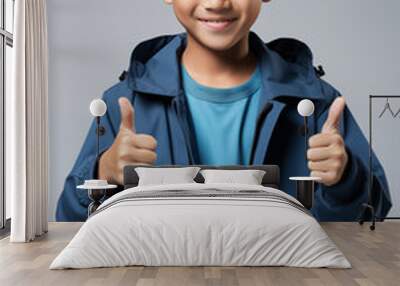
[{"xmin": 181, "ymin": 64, "xmax": 262, "ymax": 165}]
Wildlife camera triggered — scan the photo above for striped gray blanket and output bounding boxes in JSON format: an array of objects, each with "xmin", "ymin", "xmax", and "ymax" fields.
[{"xmin": 91, "ymin": 188, "xmax": 310, "ymax": 218}]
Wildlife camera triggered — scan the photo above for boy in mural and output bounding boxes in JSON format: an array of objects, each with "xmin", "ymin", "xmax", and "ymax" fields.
[{"xmin": 56, "ymin": 0, "xmax": 392, "ymax": 221}]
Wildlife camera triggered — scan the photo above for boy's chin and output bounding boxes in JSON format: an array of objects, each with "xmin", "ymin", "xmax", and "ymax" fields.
[{"xmin": 190, "ymin": 32, "xmax": 242, "ymax": 52}]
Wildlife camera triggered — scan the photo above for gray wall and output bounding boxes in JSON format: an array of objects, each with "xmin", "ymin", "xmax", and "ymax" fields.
[{"xmin": 47, "ymin": 0, "xmax": 400, "ymax": 220}]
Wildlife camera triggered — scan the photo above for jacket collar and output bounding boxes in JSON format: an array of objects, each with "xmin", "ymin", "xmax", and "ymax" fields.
[{"xmin": 127, "ymin": 31, "xmax": 332, "ymax": 106}]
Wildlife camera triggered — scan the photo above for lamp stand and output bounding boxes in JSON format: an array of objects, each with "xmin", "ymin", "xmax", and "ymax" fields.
[
  {"xmin": 304, "ymin": 116, "xmax": 308, "ymax": 164},
  {"xmin": 94, "ymin": 116, "xmax": 106, "ymax": 179}
]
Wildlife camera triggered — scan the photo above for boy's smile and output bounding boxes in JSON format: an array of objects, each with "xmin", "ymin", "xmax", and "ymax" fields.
[
  {"xmin": 197, "ymin": 16, "xmax": 238, "ymax": 33},
  {"xmin": 165, "ymin": 0, "xmax": 270, "ymax": 51}
]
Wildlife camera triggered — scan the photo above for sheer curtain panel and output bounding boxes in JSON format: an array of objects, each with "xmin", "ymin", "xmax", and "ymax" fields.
[{"xmin": 8, "ymin": 0, "xmax": 49, "ymax": 242}]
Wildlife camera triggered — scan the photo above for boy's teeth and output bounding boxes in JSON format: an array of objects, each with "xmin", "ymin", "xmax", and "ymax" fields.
[{"xmin": 204, "ymin": 20, "xmax": 229, "ymax": 23}]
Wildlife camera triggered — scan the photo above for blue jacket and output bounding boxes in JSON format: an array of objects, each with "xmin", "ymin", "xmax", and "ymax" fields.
[{"xmin": 56, "ymin": 32, "xmax": 392, "ymax": 222}]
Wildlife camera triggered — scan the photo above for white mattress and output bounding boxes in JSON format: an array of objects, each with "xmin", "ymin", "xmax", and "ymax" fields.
[{"xmin": 50, "ymin": 183, "xmax": 351, "ymax": 269}]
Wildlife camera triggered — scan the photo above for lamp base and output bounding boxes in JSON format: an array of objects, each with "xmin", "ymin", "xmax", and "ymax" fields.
[
  {"xmin": 77, "ymin": 180, "xmax": 117, "ymax": 217},
  {"xmin": 87, "ymin": 189, "xmax": 106, "ymax": 217},
  {"xmin": 289, "ymin": 177, "xmax": 321, "ymax": 210}
]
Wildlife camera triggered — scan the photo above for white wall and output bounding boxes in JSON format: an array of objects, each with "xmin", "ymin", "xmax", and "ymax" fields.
[{"xmin": 47, "ymin": 0, "xmax": 400, "ymax": 220}]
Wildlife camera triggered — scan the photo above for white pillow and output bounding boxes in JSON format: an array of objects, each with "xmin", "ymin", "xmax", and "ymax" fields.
[
  {"xmin": 135, "ymin": 167, "xmax": 201, "ymax": 186},
  {"xmin": 200, "ymin": 169, "xmax": 266, "ymax": 185}
]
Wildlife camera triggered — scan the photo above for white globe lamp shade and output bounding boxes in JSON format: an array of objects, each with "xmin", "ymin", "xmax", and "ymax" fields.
[
  {"xmin": 297, "ymin": 99, "xmax": 315, "ymax": 117},
  {"xmin": 90, "ymin": 99, "xmax": 107, "ymax": 117}
]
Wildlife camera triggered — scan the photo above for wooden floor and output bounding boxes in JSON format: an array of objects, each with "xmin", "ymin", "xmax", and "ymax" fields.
[{"xmin": 0, "ymin": 221, "xmax": 399, "ymax": 286}]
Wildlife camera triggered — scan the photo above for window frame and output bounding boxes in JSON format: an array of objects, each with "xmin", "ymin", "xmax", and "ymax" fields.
[{"xmin": 0, "ymin": 0, "xmax": 14, "ymax": 233}]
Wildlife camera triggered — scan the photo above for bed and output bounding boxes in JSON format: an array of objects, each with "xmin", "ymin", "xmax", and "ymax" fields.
[{"xmin": 50, "ymin": 165, "xmax": 350, "ymax": 269}]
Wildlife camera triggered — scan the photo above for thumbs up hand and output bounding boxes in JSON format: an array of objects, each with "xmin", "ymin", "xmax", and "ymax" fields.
[
  {"xmin": 307, "ymin": 97, "xmax": 348, "ymax": 187},
  {"xmin": 98, "ymin": 97, "xmax": 158, "ymax": 185}
]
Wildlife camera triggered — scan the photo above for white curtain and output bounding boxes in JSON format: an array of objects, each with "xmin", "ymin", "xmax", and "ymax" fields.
[{"xmin": 8, "ymin": 0, "xmax": 49, "ymax": 242}]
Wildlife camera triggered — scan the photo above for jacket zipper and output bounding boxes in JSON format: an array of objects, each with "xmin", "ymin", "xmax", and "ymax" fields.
[
  {"xmin": 173, "ymin": 94, "xmax": 197, "ymax": 164},
  {"xmin": 249, "ymin": 101, "xmax": 274, "ymax": 165}
]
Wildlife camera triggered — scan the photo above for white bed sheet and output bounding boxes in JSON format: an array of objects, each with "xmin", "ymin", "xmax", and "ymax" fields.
[{"xmin": 50, "ymin": 183, "xmax": 351, "ymax": 269}]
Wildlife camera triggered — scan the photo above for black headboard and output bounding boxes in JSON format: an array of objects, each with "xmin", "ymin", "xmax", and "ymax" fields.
[{"xmin": 123, "ymin": 165, "xmax": 280, "ymax": 189}]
